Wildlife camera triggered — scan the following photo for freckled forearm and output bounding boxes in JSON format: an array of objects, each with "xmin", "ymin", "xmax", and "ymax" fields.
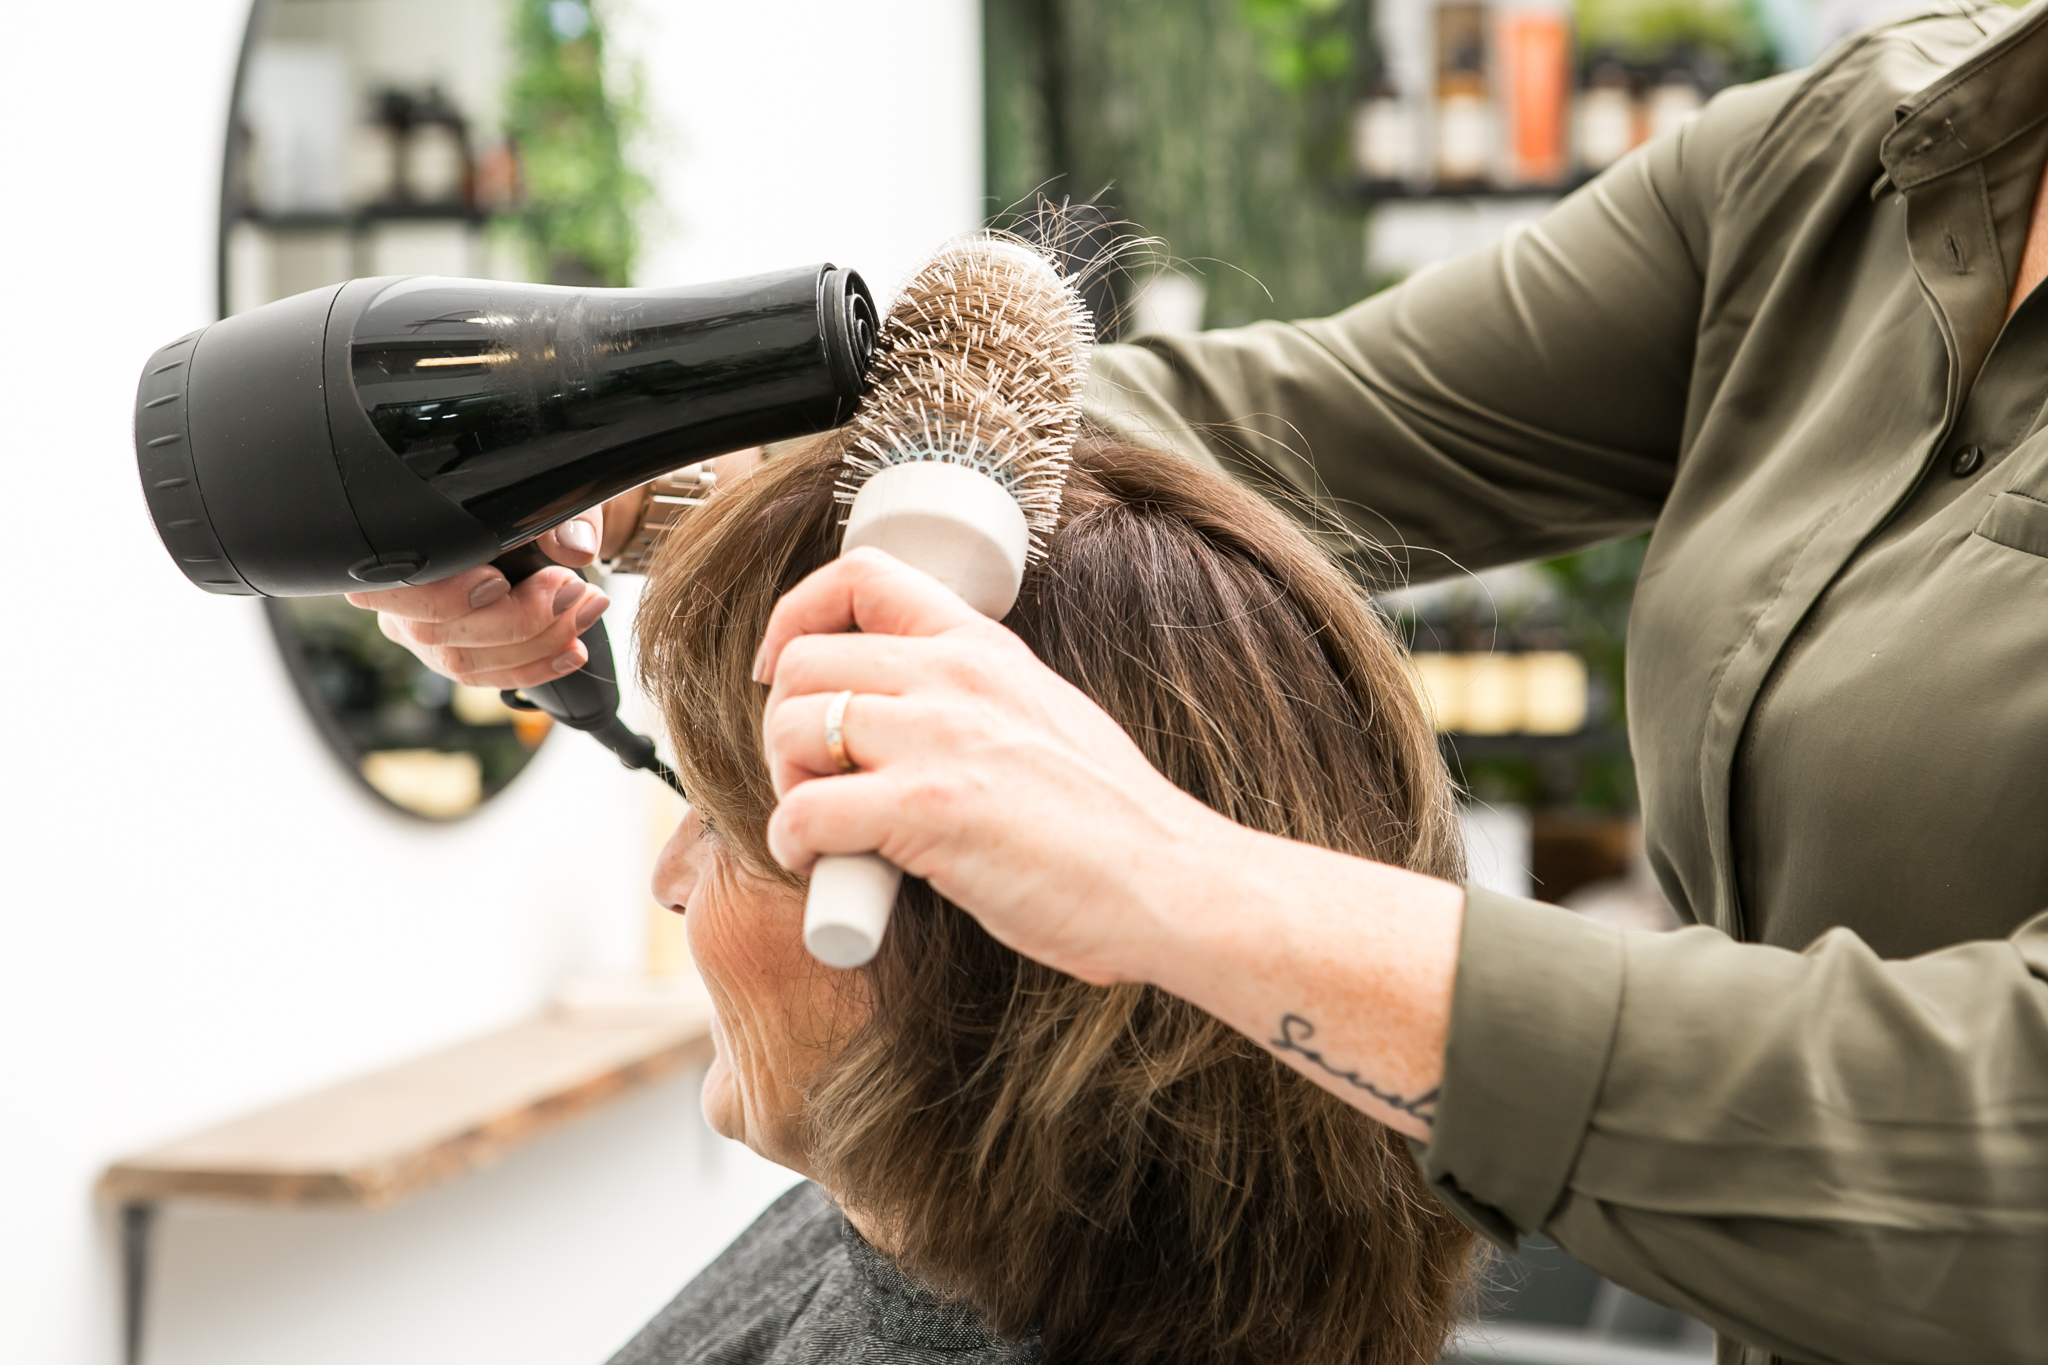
[{"xmin": 1136, "ymin": 825, "xmax": 1463, "ymax": 1141}]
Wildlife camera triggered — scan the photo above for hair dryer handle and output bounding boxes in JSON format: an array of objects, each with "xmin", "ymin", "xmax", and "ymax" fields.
[
  {"xmin": 492, "ymin": 542, "xmax": 623, "ymax": 730},
  {"xmin": 492, "ymin": 541, "xmax": 686, "ymax": 797},
  {"xmin": 804, "ymin": 854, "xmax": 905, "ymax": 968}
]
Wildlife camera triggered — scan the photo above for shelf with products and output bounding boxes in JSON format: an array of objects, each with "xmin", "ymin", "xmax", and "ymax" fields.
[
  {"xmin": 1438, "ymin": 727, "xmax": 1630, "ymax": 760},
  {"xmin": 226, "ymin": 12, "xmax": 535, "ymax": 315},
  {"xmin": 1383, "ymin": 536, "xmax": 1651, "ymax": 905},
  {"xmin": 237, "ymin": 205, "xmax": 492, "ymax": 229},
  {"xmin": 1339, "ymin": 173, "xmax": 1592, "ymax": 202},
  {"xmin": 1346, "ymin": 0, "xmax": 1776, "ymax": 207},
  {"xmin": 233, "ymin": 77, "xmax": 516, "ymax": 234}
]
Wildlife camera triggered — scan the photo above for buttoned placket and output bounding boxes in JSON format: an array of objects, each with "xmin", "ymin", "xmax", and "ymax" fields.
[{"xmin": 1707, "ymin": 13, "xmax": 2048, "ymax": 943}]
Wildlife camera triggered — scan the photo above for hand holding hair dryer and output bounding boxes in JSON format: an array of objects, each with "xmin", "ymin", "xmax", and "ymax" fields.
[{"xmin": 134, "ymin": 265, "xmax": 876, "ymax": 788}]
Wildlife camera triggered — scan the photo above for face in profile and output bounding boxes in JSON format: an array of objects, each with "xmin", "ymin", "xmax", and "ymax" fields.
[
  {"xmin": 637, "ymin": 434, "xmax": 1475, "ymax": 1365},
  {"xmin": 651, "ymin": 806, "xmax": 859, "ymax": 1175}
]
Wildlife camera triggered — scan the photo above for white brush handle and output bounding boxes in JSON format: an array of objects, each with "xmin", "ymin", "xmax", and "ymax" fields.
[
  {"xmin": 800, "ymin": 461, "xmax": 1030, "ymax": 968},
  {"xmin": 804, "ymin": 853, "xmax": 907, "ymax": 968}
]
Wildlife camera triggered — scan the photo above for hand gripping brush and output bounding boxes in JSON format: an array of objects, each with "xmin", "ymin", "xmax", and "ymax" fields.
[{"xmin": 802, "ymin": 235, "xmax": 1092, "ymax": 969}]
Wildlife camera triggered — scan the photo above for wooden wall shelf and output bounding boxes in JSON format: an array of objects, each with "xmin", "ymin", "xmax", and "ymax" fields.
[
  {"xmin": 97, "ymin": 992, "xmax": 713, "ymax": 1365},
  {"xmin": 100, "ymin": 1000, "xmax": 713, "ymax": 1209}
]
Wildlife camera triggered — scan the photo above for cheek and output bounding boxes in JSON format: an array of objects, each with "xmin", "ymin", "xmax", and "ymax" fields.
[
  {"xmin": 698, "ymin": 1014, "xmax": 741, "ymax": 1141},
  {"xmin": 686, "ymin": 869, "xmax": 810, "ymax": 1006},
  {"xmin": 685, "ymin": 857, "xmax": 829, "ymax": 1152}
]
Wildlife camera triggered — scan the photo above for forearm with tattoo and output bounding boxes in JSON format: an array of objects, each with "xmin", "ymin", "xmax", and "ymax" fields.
[{"xmin": 1269, "ymin": 1014, "xmax": 1439, "ymax": 1126}]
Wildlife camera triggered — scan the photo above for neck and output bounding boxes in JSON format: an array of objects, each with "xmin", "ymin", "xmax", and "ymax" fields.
[
  {"xmin": 839, "ymin": 1198, "xmax": 900, "ymax": 1258},
  {"xmin": 2006, "ymin": 153, "xmax": 2048, "ymax": 319}
]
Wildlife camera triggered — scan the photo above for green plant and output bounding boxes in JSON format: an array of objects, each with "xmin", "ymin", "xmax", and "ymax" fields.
[
  {"xmin": 985, "ymin": 0, "xmax": 1374, "ymax": 329},
  {"xmin": 1531, "ymin": 533, "xmax": 1648, "ymax": 811},
  {"xmin": 502, "ymin": 0, "xmax": 653, "ymax": 286},
  {"xmin": 1576, "ymin": 0, "xmax": 1775, "ymax": 74},
  {"xmin": 1239, "ymin": 0, "xmax": 1353, "ymax": 93},
  {"xmin": 1537, "ymin": 533, "xmax": 1647, "ymax": 727}
]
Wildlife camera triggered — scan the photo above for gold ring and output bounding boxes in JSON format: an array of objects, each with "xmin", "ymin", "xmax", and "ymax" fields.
[{"xmin": 824, "ymin": 690, "xmax": 856, "ymax": 773}]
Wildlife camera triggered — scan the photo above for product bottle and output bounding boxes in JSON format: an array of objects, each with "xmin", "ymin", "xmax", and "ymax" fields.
[
  {"xmin": 1434, "ymin": 2, "xmax": 1495, "ymax": 187},
  {"xmin": 473, "ymin": 140, "xmax": 525, "ymax": 213},
  {"xmin": 348, "ymin": 90, "xmax": 408, "ymax": 208},
  {"xmin": 1353, "ymin": 75, "xmax": 1417, "ymax": 185},
  {"xmin": 1646, "ymin": 56, "xmax": 1705, "ymax": 142},
  {"xmin": 406, "ymin": 86, "xmax": 474, "ymax": 209},
  {"xmin": 1495, "ymin": 0, "xmax": 1573, "ymax": 186},
  {"xmin": 1575, "ymin": 52, "xmax": 1639, "ymax": 172}
]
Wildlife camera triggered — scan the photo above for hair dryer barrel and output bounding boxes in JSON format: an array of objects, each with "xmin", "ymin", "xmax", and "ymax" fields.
[{"xmin": 135, "ymin": 264, "xmax": 876, "ymax": 597}]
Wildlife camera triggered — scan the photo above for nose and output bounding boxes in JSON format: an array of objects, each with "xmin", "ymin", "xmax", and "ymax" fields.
[{"xmin": 651, "ymin": 807, "xmax": 705, "ymax": 914}]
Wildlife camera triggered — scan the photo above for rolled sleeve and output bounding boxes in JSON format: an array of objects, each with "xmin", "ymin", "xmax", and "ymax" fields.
[
  {"xmin": 1412, "ymin": 888, "xmax": 1626, "ymax": 1247},
  {"xmin": 1416, "ymin": 899, "xmax": 2048, "ymax": 1364}
]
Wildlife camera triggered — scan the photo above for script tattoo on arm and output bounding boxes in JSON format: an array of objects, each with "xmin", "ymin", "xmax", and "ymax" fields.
[{"xmin": 1269, "ymin": 1014, "xmax": 1440, "ymax": 1126}]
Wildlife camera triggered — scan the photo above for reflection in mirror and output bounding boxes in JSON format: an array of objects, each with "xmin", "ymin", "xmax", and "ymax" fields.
[
  {"xmin": 227, "ymin": 0, "xmax": 527, "ymax": 311},
  {"xmin": 225, "ymin": 0, "xmax": 636, "ymax": 818},
  {"xmin": 267, "ymin": 599, "xmax": 553, "ymax": 818}
]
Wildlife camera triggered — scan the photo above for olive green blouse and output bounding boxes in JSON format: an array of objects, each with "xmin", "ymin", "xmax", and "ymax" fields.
[{"xmin": 1082, "ymin": 6, "xmax": 2048, "ymax": 1362}]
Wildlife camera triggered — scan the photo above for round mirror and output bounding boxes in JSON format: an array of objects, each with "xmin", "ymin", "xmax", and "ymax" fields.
[
  {"xmin": 223, "ymin": 0, "xmax": 641, "ymax": 818},
  {"xmin": 263, "ymin": 597, "xmax": 552, "ymax": 818}
]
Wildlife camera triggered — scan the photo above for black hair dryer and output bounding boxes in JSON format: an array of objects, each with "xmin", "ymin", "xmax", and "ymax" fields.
[{"xmin": 134, "ymin": 265, "xmax": 877, "ymax": 792}]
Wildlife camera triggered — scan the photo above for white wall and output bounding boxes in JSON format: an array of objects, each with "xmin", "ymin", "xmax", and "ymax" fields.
[
  {"xmin": 0, "ymin": 2, "xmax": 981, "ymax": 1362},
  {"xmin": 619, "ymin": 0, "xmax": 985, "ymax": 304}
]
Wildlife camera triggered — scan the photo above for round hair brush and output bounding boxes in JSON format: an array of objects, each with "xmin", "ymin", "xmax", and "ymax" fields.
[{"xmin": 803, "ymin": 235, "xmax": 1093, "ymax": 969}]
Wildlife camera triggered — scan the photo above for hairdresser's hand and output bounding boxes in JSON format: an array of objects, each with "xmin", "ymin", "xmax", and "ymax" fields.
[
  {"xmin": 353, "ymin": 451, "xmax": 764, "ymax": 689},
  {"xmin": 344, "ymin": 503, "xmax": 622, "ymax": 691},
  {"xmin": 755, "ymin": 547, "xmax": 1246, "ymax": 987},
  {"xmin": 757, "ymin": 548, "xmax": 1464, "ymax": 1142}
]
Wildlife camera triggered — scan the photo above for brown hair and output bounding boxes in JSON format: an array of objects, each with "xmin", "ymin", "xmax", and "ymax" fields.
[{"xmin": 639, "ymin": 434, "xmax": 1474, "ymax": 1365}]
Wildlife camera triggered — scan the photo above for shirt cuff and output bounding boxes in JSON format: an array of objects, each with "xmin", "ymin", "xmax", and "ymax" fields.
[{"xmin": 1411, "ymin": 886, "xmax": 1627, "ymax": 1248}]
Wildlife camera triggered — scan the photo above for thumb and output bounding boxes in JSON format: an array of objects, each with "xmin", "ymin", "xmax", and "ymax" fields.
[{"xmin": 542, "ymin": 512, "xmax": 602, "ymax": 567}]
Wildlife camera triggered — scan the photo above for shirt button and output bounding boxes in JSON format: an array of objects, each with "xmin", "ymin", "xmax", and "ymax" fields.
[{"xmin": 1952, "ymin": 444, "xmax": 1985, "ymax": 477}]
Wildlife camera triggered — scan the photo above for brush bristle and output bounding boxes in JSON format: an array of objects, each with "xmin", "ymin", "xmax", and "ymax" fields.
[{"xmin": 834, "ymin": 233, "xmax": 1094, "ymax": 559}]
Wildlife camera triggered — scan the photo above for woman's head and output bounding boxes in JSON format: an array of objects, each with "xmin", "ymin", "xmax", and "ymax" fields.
[{"xmin": 640, "ymin": 434, "xmax": 1473, "ymax": 1365}]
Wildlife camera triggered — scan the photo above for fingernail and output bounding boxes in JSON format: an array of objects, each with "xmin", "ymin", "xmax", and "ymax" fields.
[
  {"xmin": 556, "ymin": 519, "xmax": 597, "ymax": 555},
  {"xmin": 468, "ymin": 576, "xmax": 510, "ymax": 610},
  {"xmin": 573, "ymin": 594, "xmax": 609, "ymax": 632},
  {"xmin": 551, "ymin": 579, "xmax": 583, "ymax": 615},
  {"xmin": 552, "ymin": 650, "xmax": 583, "ymax": 675},
  {"xmin": 750, "ymin": 643, "xmax": 771, "ymax": 684}
]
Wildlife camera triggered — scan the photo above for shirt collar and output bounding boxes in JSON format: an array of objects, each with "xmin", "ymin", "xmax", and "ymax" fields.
[{"xmin": 1883, "ymin": 1, "xmax": 2048, "ymax": 190}]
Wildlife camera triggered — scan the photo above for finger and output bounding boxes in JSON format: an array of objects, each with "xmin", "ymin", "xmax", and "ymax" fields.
[
  {"xmin": 542, "ymin": 512, "xmax": 602, "ymax": 567},
  {"xmin": 456, "ymin": 641, "xmax": 592, "ymax": 692},
  {"xmin": 346, "ymin": 565, "xmax": 510, "ymax": 623},
  {"xmin": 764, "ymin": 630, "xmax": 1000, "ymax": 711},
  {"xmin": 763, "ymin": 690, "xmax": 924, "ymax": 794},
  {"xmin": 388, "ymin": 604, "xmax": 594, "ymax": 688},
  {"xmin": 752, "ymin": 548, "xmax": 988, "ymax": 683},
  {"xmin": 405, "ymin": 570, "xmax": 605, "ymax": 649},
  {"xmin": 764, "ymin": 771, "xmax": 913, "ymax": 875}
]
